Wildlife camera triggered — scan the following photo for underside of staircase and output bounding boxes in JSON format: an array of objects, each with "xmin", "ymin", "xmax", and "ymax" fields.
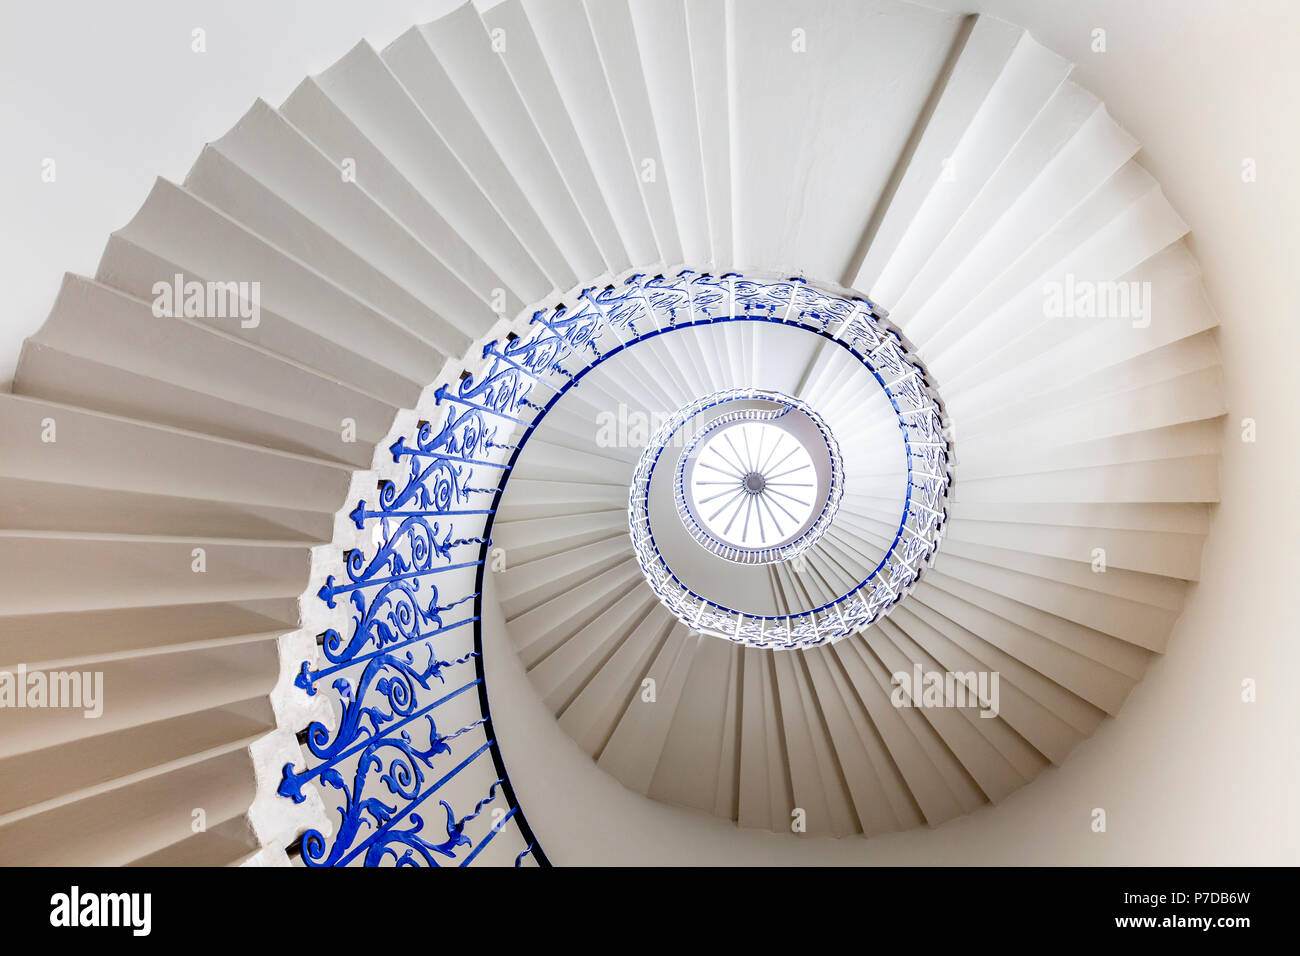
[{"xmin": 0, "ymin": 0, "xmax": 1222, "ymax": 864}]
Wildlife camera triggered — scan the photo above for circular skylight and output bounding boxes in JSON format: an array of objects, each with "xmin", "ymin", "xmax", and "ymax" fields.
[
  {"xmin": 658, "ymin": 391, "xmax": 844, "ymax": 567},
  {"xmin": 688, "ymin": 420, "xmax": 817, "ymax": 550}
]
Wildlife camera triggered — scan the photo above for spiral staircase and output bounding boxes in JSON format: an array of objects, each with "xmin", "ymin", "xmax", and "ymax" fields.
[{"xmin": 0, "ymin": 0, "xmax": 1223, "ymax": 865}]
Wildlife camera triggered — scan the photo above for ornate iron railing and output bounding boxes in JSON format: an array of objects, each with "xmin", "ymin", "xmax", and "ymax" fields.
[
  {"xmin": 279, "ymin": 364, "xmax": 548, "ymax": 867},
  {"xmin": 278, "ymin": 269, "xmax": 952, "ymax": 861}
]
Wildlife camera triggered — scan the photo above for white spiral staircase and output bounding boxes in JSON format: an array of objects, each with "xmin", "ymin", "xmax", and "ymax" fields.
[{"xmin": 0, "ymin": 0, "xmax": 1223, "ymax": 863}]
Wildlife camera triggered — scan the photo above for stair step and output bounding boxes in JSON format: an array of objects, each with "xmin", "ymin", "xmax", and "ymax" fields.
[
  {"xmin": 0, "ymin": 698, "xmax": 274, "ymax": 821},
  {"xmin": 521, "ymin": 0, "xmax": 659, "ymax": 266},
  {"xmin": 0, "ymin": 535, "xmax": 310, "ymax": 615},
  {"xmin": 99, "ymin": 178, "xmax": 447, "ymax": 387},
  {"xmin": 0, "ymin": 598, "xmax": 295, "ymax": 671},
  {"xmin": 0, "ymin": 748, "xmax": 257, "ymax": 866},
  {"xmin": 0, "ymin": 642, "xmax": 281, "ymax": 758},
  {"xmin": 309, "ymin": 41, "xmax": 552, "ymax": 302},
  {"xmin": 206, "ymin": 98, "xmax": 494, "ymax": 338},
  {"xmin": 129, "ymin": 815, "xmax": 261, "ymax": 867},
  {"xmin": 382, "ymin": 26, "xmax": 579, "ymax": 290}
]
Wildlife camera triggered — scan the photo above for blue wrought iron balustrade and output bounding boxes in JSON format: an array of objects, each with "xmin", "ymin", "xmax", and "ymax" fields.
[
  {"xmin": 279, "ymin": 364, "xmax": 546, "ymax": 867},
  {"xmin": 278, "ymin": 269, "xmax": 952, "ymax": 862}
]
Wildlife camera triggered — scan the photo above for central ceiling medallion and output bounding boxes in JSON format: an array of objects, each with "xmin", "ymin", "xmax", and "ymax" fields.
[{"xmin": 674, "ymin": 394, "xmax": 843, "ymax": 564}]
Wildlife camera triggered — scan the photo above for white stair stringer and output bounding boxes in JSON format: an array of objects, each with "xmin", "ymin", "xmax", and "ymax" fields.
[{"xmin": 0, "ymin": 0, "xmax": 1225, "ymax": 860}]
